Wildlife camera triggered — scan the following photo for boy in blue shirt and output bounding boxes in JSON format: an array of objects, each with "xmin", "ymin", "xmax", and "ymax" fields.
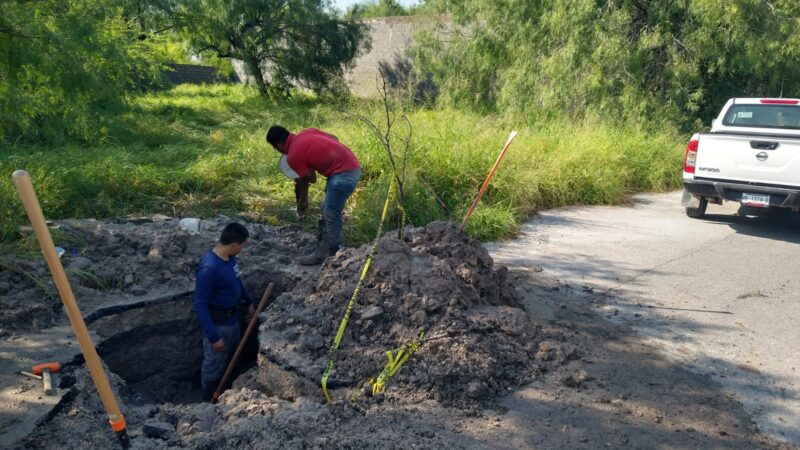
[{"xmin": 193, "ymin": 222, "xmax": 255, "ymax": 401}]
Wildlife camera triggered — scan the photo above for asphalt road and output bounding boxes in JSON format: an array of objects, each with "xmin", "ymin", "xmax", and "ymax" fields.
[{"xmin": 487, "ymin": 191, "xmax": 800, "ymax": 445}]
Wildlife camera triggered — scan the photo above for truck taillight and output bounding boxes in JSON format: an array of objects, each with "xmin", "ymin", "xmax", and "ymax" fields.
[{"xmin": 684, "ymin": 139, "xmax": 698, "ymax": 174}]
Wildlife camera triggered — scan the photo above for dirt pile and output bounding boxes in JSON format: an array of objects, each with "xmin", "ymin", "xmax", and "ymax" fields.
[
  {"xmin": 257, "ymin": 221, "xmax": 542, "ymax": 408},
  {"xmin": 0, "ymin": 216, "xmax": 311, "ymax": 334}
]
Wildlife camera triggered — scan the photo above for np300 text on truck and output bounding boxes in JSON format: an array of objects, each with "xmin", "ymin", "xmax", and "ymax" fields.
[{"xmin": 682, "ymin": 98, "xmax": 800, "ymax": 218}]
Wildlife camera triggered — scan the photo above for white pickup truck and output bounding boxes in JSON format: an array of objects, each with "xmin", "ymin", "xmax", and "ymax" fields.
[{"xmin": 682, "ymin": 98, "xmax": 800, "ymax": 218}]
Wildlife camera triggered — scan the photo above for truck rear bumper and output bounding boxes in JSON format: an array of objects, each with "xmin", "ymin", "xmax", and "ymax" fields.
[{"xmin": 684, "ymin": 179, "xmax": 800, "ymax": 208}]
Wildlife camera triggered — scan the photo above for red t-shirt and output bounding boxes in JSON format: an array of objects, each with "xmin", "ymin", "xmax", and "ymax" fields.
[{"xmin": 285, "ymin": 129, "xmax": 360, "ymax": 178}]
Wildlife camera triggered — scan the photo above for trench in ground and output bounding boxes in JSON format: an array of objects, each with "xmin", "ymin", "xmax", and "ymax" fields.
[{"xmin": 92, "ymin": 294, "xmax": 263, "ymax": 405}]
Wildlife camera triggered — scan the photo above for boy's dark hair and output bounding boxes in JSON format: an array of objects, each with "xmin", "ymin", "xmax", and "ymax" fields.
[
  {"xmin": 266, "ymin": 125, "xmax": 290, "ymax": 148},
  {"xmin": 219, "ymin": 222, "xmax": 249, "ymax": 245}
]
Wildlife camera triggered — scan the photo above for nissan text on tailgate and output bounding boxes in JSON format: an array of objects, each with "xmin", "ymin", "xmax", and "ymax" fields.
[{"xmin": 682, "ymin": 98, "xmax": 800, "ymax": 218}]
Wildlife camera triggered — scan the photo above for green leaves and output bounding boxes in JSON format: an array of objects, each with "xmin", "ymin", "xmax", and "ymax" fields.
[
  {"xmin": 417, "ymin": 0, "xmax": 800, "ymax": 129},
  {"xmin": 345, "ymin": 0, "xmax": 421, "ymax": 19},
  {"xmin": 0, "ymin": 0, "xmax": 165, "ymax": 144},
  {"xmin": 169, "ymin": 0, "xmax": 369, "ymax": 98}
]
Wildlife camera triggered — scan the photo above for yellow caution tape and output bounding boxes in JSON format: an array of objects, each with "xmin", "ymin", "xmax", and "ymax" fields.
[
  {"xmin": 397, "ymin": 202, "xmax": 407, "ymax": 230},
  {"xmin": 351, "ymin": 331, "xmax": 425, "ymax": 403},
  {"xmin": 321, "ymin": 177, "xmax": 397, "ymax": 403},
  {"xmin": 371, "ymin": 331, "xmax": 424, "ymax": 396}
]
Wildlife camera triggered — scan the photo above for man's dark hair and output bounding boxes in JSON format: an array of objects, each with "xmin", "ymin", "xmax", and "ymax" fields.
[
  {"xmin": 266, "ymin": 125, "xmax": 290, "ymax": 148},
  {"xmin": 220, "ymin": 222, "xmax": 249, "ymax": 245}
]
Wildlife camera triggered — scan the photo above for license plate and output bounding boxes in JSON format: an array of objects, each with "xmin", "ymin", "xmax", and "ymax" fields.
[{"xmin": 741, "ymin": 193, "xmax": 770, "ymax": 208}]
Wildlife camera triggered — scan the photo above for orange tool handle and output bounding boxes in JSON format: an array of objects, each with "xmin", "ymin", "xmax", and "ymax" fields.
[
  {"xmin": 12, "ymin": 170, "xmax": 130, "ymax": 449},
  {"xmin": 213, "ymin": 282, "xmax": 275, "ymax": 402},
  {"xmin": 461, "ymin": 131, "xmax": 518, "ymax": 230}
]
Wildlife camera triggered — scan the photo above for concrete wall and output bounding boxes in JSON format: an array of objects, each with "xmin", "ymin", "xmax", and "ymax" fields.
[
  {"xmin": 345, "ymin": 16, "xmax": 437, "ymax": 98},
  {"xmin": 231, "ymin": 16, "xmax": 439, "ymax": 98}
]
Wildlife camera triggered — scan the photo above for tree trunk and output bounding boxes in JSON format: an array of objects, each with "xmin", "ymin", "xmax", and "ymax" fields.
[{"xmin": 245, "ymin": 58, "xmax": 268, "ymax": 96}]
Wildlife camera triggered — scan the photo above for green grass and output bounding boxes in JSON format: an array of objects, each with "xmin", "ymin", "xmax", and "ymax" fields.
[{"xmin": 0, "ymin": 84, "xmax": 684, "ymax": 247}]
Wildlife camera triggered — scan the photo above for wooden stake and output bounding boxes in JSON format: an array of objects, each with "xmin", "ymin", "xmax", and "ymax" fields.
[
  {"xmin": 12, "ymin": 170, "xmax": 130, "ymax": 448},
  {"xmin": 461, "ymin": 131, "xmax": 518, "ymax": 230}
]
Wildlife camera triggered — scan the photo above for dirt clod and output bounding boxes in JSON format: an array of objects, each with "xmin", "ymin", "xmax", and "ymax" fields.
[
  {"xmin": 561, "ymin": 369, "xmax": 592, "ymax": 388},
  {"xmin": 536, "ymin": 340, "xmax": 579, "ymax": 364}
]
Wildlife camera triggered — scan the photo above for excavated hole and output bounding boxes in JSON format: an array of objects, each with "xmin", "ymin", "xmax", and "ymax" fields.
[{"xmin": 92, "ymin": 295, "xmax": 261, "ymax": 405}]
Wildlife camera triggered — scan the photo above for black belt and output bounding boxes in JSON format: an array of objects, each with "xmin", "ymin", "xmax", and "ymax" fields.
[{"xmin": 208, "ymin": 304, "xmax": 241, "ymax": 325}]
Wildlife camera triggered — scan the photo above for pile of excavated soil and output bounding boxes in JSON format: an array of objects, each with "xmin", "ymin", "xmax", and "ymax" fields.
[
  {"xmin": 256, "ymin": 221, "xmax": 543, "ymax": 408},
  {"xmin": 0, "ymin": 216, "xmax": 312, "ymax": 334}
]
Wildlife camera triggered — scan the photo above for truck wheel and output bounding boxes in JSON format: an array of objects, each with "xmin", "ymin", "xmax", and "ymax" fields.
[{"xmin": 686, "ymin": 198, "xmax": 708, "ymax": 219}]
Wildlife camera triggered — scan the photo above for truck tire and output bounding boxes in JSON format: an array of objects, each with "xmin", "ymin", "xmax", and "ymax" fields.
[{"xmin": 686, "ymin": 198, "xmax": 708, "ymax": 219}]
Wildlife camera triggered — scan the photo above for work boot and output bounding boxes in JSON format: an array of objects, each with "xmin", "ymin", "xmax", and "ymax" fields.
[{"xmin": 298, "ymin": 242, "xmax": 327, "ymax": 265}]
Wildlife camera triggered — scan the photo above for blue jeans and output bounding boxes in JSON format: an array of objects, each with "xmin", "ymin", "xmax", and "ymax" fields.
[
  {"xmin": 321, "ymin": 168, "xmax": 361, "ymax": 253},
  {"xmin": 201, "ymin": 322, "xmax": 241, "ymax": 389}
]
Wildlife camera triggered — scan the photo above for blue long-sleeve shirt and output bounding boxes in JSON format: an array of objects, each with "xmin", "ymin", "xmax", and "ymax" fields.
[{"xmin": 193, "ymin": 250, "xmax": 252, "ymax": 343}]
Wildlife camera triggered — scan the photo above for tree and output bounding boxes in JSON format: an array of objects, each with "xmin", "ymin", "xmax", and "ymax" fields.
[
  {"xmin": 0, "ymin": 0, "xmax": 164, "ymax": 143},
  {"xmin": 346, "ymin": 0, "xmax": 415, "ymax": 18},
  {"xmin": 160, "ymin": 0, "xmax": 369, "ymax": 97},
  {"xmin": 415, "ymin": 0, "xmax": 800, "ymax": 129}
]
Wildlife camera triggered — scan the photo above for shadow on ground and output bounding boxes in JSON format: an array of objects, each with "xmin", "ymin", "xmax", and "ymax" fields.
[{"xmin": 465, "ymin": 271, "xmax": 797, "ymax": 449}]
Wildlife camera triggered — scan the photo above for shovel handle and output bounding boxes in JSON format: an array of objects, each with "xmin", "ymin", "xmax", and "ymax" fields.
[
  {"xmin": 213, "ymin": 282, "xmax": 275, "ymax": 401},
  {"xmin": 12, "ymin": 170, "xmax": 129, "ymax": 448}
]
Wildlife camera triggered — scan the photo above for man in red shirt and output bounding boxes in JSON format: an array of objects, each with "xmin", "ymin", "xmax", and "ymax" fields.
[{"xmin": 267, "ymin": 125, "xmax": 362, "ymax": 265}]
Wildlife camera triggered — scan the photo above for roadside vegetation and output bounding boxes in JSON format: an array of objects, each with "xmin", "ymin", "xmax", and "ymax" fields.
[
  {"xmin": 414, "ymin": 1, "xmax": 800, "ymax": 130},
  {"xmin": 0, "ymin": 84, "xmax": 682, "ymax": 245}
]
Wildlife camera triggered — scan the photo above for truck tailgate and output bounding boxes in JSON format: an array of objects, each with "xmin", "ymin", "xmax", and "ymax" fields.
[{"xmin": 695, "ymin": 133, "xmax": 800, "ymax": 188}]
